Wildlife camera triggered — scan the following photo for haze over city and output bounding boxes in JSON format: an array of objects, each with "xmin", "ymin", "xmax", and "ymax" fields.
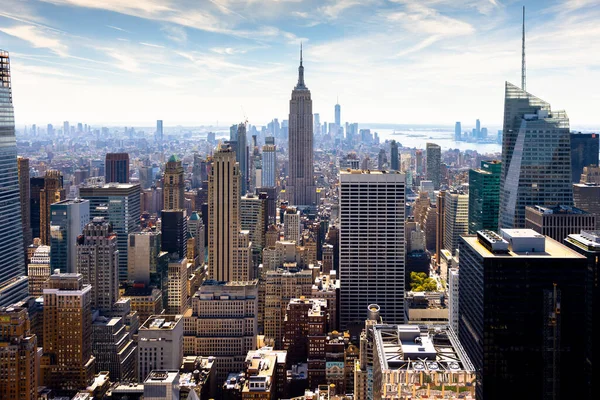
[{"xmin": 1, "ymin": 0, "xmax": 599, "ymax": 127}]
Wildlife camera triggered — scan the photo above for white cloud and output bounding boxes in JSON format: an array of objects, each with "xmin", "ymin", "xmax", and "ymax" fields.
[
  {"xmin": 139, "ymin": 42, "xmax": 165, "ymax": 48},
  {"xmin": 0, "ymin": 25, "xmax": 69, "ymax": 56},
  {"xmin": 161, "ymin": 25, "xmax": 187, "ymax": 43},
  {"xmin": 106, "ymin": 25, "xmax": 131, "ymax": 33},
  {"xmin": 210, "ymin": 47, "xmax": 246, "ymax": 55}
]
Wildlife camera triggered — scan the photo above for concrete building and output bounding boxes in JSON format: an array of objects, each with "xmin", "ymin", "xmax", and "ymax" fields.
[
  {"xmin": 311, "ymin": 271, "xmax": 340, "ymax": 332},
  {"xmin": 499, "ymin": 82, "xmax": 573, "ymax": 229},
  {"xmin": 167, "ymin": 258, "xmax": 189, "ymax": 314},
  {"xmin": 80, "ymin": 183, "xmax": 141, "ymax": 282},
  {"xmin": 444, "ymin": 191, "xmax": 469, "ymax": 255},
  {"xmin": 122, "ymin": 286, "xmax": 164, "ymax": 324},
  {"xmin": 573, "ymin": 183, "xmax": 600, "ymax": 229},
  {"xmin": 242, "ymin": 348, "xmax": 287, "ymax": 400},
  {"xmin": 284, "ymin": 207, "xmax": 302, "ymax": 243},
  {"xmin": 92, "ymin": 315, "xmax": 137, "ymax": 382},
  {"xmin": 138, "ymin": 315, "xmax": 184, "ymax": 382},
  {"xmin": 40, "ymin": 170, "xmax": 66, "ymax": 245},
  {"xmin": 468, "ymin": 160, "xmax": 501, "ymax": 233},
  {"xmin": 163, "ymin": 155, "xmax": 185, "ymax": 211},
  {"xmin": 128, "ymin": 230, "xmax": 161, "ymax": 284},
  {"xmin": 287, "ymin": 45, "xmax": 316, "ymax": 206},
  {"xmin": 283, "ymin": 298, "xmax": 328, "ymax": 364},
  {"xmin": 372, "ymin": 324, "xmax": 475, "ymax": 399},
  {"xmin": 426, "ymin": 143, "xmax": 441, "ymax": 190},
  {"xmin": 50, "ymin": 199, "xmax": 90, "ymax": 273},
  {"xmin": 208, "ymin": 143, "xmax": 251, "ymax": 281},
  {"xmin": 339, "ymin": 170, "xmax": 406, "ymax": 330},
  {"xmin": 27, "ymin": 245, "xmax": 51, "ymax": 297},
  {"xmin": 143, "ymin": 370, "xmax": 180, "ymax": 400},
  {"xmin": 184, "ymin": 280, "xmax": 258, "ymax": 384},
  {"xmin": 525, "ymin": 205, "xmax": 596, "ymax": 242},
  {"xmin": 76, "ymin": 217, "xmax": 119, "ymax": 313},
  {"xmin": 580, "ymin": 165, "xmax": 600, "ymax": 184},
  {"xmin": 0, "ymin": 305, "xmax": 38, "ymax": 400},
  {"xmin": 42, "ymin": 272, "xmax": 96, "ymax": 395},
  {"xmin": 458, "ymin": 229, "xmax": 587, "ymax": 399},
  {"xmin": 105, "ymin": 153, "xmax": 130, "ymax": 184}
]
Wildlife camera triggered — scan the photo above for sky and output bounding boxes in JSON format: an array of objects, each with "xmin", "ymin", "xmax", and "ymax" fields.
[{"xmin": 1, "ymin": 0, "xmax": 599, "ymax": 129}]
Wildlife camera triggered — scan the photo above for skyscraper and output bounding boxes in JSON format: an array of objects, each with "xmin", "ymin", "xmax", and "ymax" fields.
[
  {"xmin": 40, "ymin": 170, "xmax": 66, "ymax": 245},
  {"xmin": 426, "ymin": 142, "xmax": 441, "ymax": 190},
  {"xmin": 335, "ymin": 100, "xmax": 341, "ymax": 128},
  {"xmin": 443, "ymin": 191, "xmax": 469, "ymax": 255},
  {"xmin": 163, "ymin": 155, "xmax": 185, "ymax": 211},
  {"xmin": 30, "ymin": 176, "xmax": 44, "ymax": 240},
  {"xmin": 475, "ymin": 118, "xmax": 481, "ymax": 138},
  {"xmin": 570, "ymin": 132, "xmax": 599, "ymax": 183},
  {"xmin": 18, "ymin": 157, "xmax": 32, "ymax": 254},
  {"xmin": 288, "ymin": 45, "xmax": 316, "ymax": 206},
  {"xmin": 390, "ymin": 140, "xmax": 399, "ymax": 171},
  {"xmin": 498, "ymin": 82, "xmax": 573, "ymax": 229},
  {"xmin": 161, "ymin": 209, "xmax": 187, "ymax": 260},
  {"xmin": 459, "ymin": 230, "xmax": 587, "ymax": 400},
  {"xmin": 208, "ymin": 144, "xmax": 251, "ymax": 281},
  {"xmin": 50, "ymin": 199, "xmax": 90, "ymax": 273},
  {"xmin": 0, "ymin": 50, "xmax": 26, "ymax": 307},
  {"xmin": 105, "ymin": 152, "xmax": 130, "ymax": 184},
  {"xmin": 262, "ymin": 139, "xmax": 276, "ymax": 188},
  {"xmin": 468, "ymin": 160, "xmax": 501, "ymax": 233},
  {"xmin": 156, "ymin": 119, "xmax": 163, "ymax": 144},
  {"xmin": 339, "ymin": 170, "xmax": 405, "ymax": 330},
  {"xmin": 455, "ymin": 121, "xmax": 461, "ymax": 141},
  {"xmin": 76, "ymin": 217, "xmax": 119, "ymax": 313},
  {"xmin": 237, "ymin": 123, "xmax": 248, "ymax": 195}
]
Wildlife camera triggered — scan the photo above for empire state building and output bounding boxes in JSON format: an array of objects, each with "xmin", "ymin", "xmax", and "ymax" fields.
[{"xmin": 287, "ymin": 45, "xmax": 316, "ymax": 206}]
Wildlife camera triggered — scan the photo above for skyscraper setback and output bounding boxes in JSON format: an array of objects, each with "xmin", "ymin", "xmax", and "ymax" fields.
[
  {"xmin": 498, "ymin": 82, "xmax": 573, "ymax": 229},
  {"xmin": 287, "ymin": 45, "xmax": 316, "ymax": 206}
]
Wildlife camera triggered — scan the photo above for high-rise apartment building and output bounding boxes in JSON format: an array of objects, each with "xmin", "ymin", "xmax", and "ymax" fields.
[
  {"xmin": 18, "ymin": 157, "xmax": 32, "ymax": 253},
  {"xmin": 105, "ymin": 152, "xmax": 130, "ymax": 184},
  {"xmin": 525, "ymin": 205, "xmax": 596, "ymax": 242},
  {"xmin": 208, "ymin": 144, "xmax": 251, "ymax": 281},
  {"xmin": 40, "ymin": 170, "xmax": 66, "ymax": 245},
  {"xmin": 288, "ymin": 46, "xmax": 316, "ymax": 206},
  {"xmin": 426, "ymin": 142, "xmax": 441, "ymax": 189},
  {"xmin": 390, "ymin": 140, "xmax": 399, "ymax": 171},
  {"xmin": 138, "ymin": 315, "xmax": 183, "ymax": 382},
  {"xmin": 80, "ymin": 183, "xmax": 141, "ymax": 282},
  {"xmin": 161, "ymin": 209, "xmax": 187, "ymax": 260},
  {"xmin": 444, "ymin": 191, "xmax": 469, "ymax": 255},
  {"xmin": 498, "ymin": 82, "xmax": 573, "ymax": 229},
  {"xmin": 42, "ymin": 272, "xmax": 95, "ymax": 395},
  {"xmin": 28, "ymin": 245, "xmax": 51, "ymax": 297},
  {"xmin": 0, "ymin": 50, "xmax": 27, "ymax": 307},
  {"xmin": 459, "ymin": 230, "xmax": 587, "ymax": 400},
  {"xmin": 468, "ymin": 160, "xmax": 501, "ymax": 233},
  {"xmin": 76, "ymin": 217, "xmax": 119, "ymax": 313},
  {"xmin": 283, "ymin": 207, "xmax": 301, "ymax": 243},
  {"xmin": 183, "ymin": 280, "xmax": 258, "ymax": 384},
  {"xmin": 339, "ymin": 170, "xmax": 406, "ymax": 329},
  {"xmin": 50, "ymin": 199, "xmax": 90, "ymax": 273},
  {"xmin": 163, "ymin": 155, "xmax": 185, "ymax": 211},
  {"xmin": 262, "ymin": 141, "xmax": 276, "ymax": 188},
  {"xmin": 0, "ymin": 305, "xmax": 38, "ymax": 400},
  {"xmin": 570, "ymin": 132, "xmax": 599, "ymax": 183}
]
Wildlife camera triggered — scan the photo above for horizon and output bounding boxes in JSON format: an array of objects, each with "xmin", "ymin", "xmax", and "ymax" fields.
[{"xmin": 1, "ymin": 0, "xmax": 600, "ymax": 128}]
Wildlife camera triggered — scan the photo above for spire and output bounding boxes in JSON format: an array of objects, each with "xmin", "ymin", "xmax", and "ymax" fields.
[
  {"xmin": 296, "ymin": 42, "xmax": 306, "ymax": 89},
  {"xmin": 521, "ymin": 6, "xmax": 526, "ymax": 91}
]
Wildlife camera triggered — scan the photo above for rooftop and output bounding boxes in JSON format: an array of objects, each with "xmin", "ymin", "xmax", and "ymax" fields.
[
  {"xmin": 528, "ymin": 204, "xmax": 589, "ymax": 215},
  {"xmin": 566, "ymin": 230, "xmax": 600, "ymax": 252},
  {"xmin": 140, "ymin": 315, "xmax": 182, "ymax": 330},
  {"xmin": 144, "ymin": 370, "xmax": 179, "ymax": 383}
]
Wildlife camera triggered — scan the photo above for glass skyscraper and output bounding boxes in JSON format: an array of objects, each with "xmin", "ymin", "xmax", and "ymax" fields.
[
  {"xmin": 0, "ymin": 50, "xmax": 26, "ymax": 307},
  {"xmin": 499, "ymin": 82, "xmax": 573, "ymax": 229},
  {"xmin": 468, "ymin": 160, "xmax": 501, "ymax": 233}
]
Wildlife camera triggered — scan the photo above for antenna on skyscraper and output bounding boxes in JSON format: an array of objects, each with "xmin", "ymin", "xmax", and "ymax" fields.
[{"xmin": 521, "ymin": 5, "xmax": 526, "ymax": 91}]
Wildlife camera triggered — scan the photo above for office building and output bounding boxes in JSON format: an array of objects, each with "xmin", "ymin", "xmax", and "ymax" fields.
[
  {"xmin": 122, "ymin": 286, "xmax": 164, "ymax": 323},
  {"xmin": 92, "ymin": 315, "xmax": 137, "ymax": 382},
  {"xmin": 448, "ymin": 268, "xmax": 459, "ymax": 333},
  {"xmin": 390, "ymin": 140, "xmax": 399, "ymax": 171},
  {"xmin": 283, "ymin": 297, "xmax": 328, "ymax": 364},
  {"xmin": 128, "ymin": 230, "xmax": 162, "ymax": 284},
  {"xmin": 183, "ymin": 280, "xmax": 258, "ymax": 384},
  {"xmin": 372, "ymin": 324, "xmax": 475, "ymax": 399},
  {"xmin": 30, "ymin": 176, "xmax": 44, "ymax": 240},
  {"xmin": 105, "ymin": 153, "xmax": 130, "ymax": 184},
  {"xmin": 262, "ymin": 141, "xmax": 277, "ymax": 188},
  {"xmin": 208, "ymin": 143, "xmax": 251, "ymax": 281},
  {"xmin": 498, "ymin": 82, "xmax": 573, "ymax": 229},
  {"xmin": 138, "ymin": 315, "xmax": 183, "ymax": 382},
  {"xmin": 335, "ymin": 101, "xmax": 341, "ymax": 127},
  {"xmin": 144, "ymin": 370, "xmax": 180, "ymax": 400},
  {"xmin": 240, "ymin": 193, "xmax": 268, "ymax": 255},
  {"xmin": 468, "ymin": 160, "xmax": 501, "ymax": 233},
  {"xmin": 564, "ymin": 230, "xmax": 600, "ymax": 398},
  {"xmin": 0, "ymin": 305, "xmax": 38, "ymax": 400},
  {"xmin": 42, "ymin": 272, "xmax": 95, "ymax": 395},
  {"xmin": 163, "ymin": 155, "xmax": 185, "ymax": 211},
  {"xmin": 80, "ymin": 183, "xmax": 141, "ymax": 282},
  {"xmin": 167, "ymin": 258, "xmax": 189, "ymax": 314},
  {"xmin": 570, "ymin": 132, "xmax": 599, "ymax": 183},
  {"xmin": 339, "ymin": 170, "xmax": 406, "ymax": 330},
  {"xmin": 76, "ymin": 217, "xmax": 119, "ymax": 313},
  {"xmin": 40, "ymin": 170, "xmax": 66, "ymax": 245},
  {"xmin": 50, "ymin": 199, "xmax": 90, "ymax": 273},
  {"xmin": 288, "ymin": 46, "xmax": 316, "ymax": 206},
  {"xmin": 236, "ymin": 123, "xmax": 249, "ymax": 195},
  {"xmin": 426, "ymin": 142, "xmax": 441, "ymax": 190},
  {"xmin": 0, "ymin": 50, "xmax": 27, "ymax": 307},
  {"xmin": 156, "ymin": 119, "xmax": 163, "ymax": 147},
  {"xmin": 580, "ymin": 165, "xmax": 600, "ymax": 184},
  {"xmin": 188, "ymin": 211, "xmax": 205, "ymax": 265},
  {"xmin": 459, "ymin": 229, "xmax": 587, "ymax": 399},
  {"xmin": 28, "ymin": 245, "xmax": 51, "ymax": 297},
  {"xmin": 18, "ymin": 157, "xmax": 32, "ymax": 253},
  {"xmin": 455, "ymin": 121, "xmax": 461, "ymax": 141},
  {"xmin": 444, "ymin": 191, "xmax": 469, "ymax": 255},
  {"xmin": 525, "ymin": 205, "xmax": 596, "ymax": 242},
  {"xmin": 284, "ymin": 207, "xmax": 301, "ymax": 243},
  {"xmin": 161, "ymin": 209, "xmax": 187, "ymax": 260}
]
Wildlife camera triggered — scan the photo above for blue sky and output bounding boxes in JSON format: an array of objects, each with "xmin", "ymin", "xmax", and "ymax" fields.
[{"xmin": 1, "ymin": 0, "xmax": 599, "ymax": 128}]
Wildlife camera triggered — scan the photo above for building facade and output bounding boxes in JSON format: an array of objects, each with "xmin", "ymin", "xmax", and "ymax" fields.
[
  {"xmin": 18, "ymin": 156, "xmax": 32, "ymax": 256},
  {"xmin": 426, "ymin": 142, "xmax": 441, "ymax": 190},
  {"xmin": 138, "ymin": 315, "xmax": 184, "ymax": 382},
  {"xmin": 444, "ymin": 191, "xmax": 469, "ymax": 255},
  {"xmin": 570, "ymin": 132, "xmax": 599, "ymax": 183},
  {"xmin": 105, "ymin": 152, "xmax": 130, "ymax": 184},
  {"xmin": 50, "ymin": 199, "xmax": 90, "ymax": 273},
  {"xmin": 40, "ymin": 170, "xmax": 66, "ymax": 245},
  {"xmin": 163, "ymin": 155, "xmax": 185, "ymax": 211},
  {"xmin": 525, "ymin": 205, "xmax": 596, "ymax": 242}
]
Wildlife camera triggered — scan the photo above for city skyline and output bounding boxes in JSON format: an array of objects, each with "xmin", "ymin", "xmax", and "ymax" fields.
[{"xmin": 0, "ymin": 1, "xmax": 599, "ymax": 127}]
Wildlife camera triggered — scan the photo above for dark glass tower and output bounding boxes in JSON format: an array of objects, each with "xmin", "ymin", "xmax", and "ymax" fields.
[
  {"xmin": 0, "ymin": 50, "xmax": 26, "ymax": 306},
  {"xmin": 390, "ymin": 140, "xmax": 399, "ymax": 171},
  {"xmin": 161, "ymin": 209, "xmax": 187, "ymax": 260},
  {"xmin": 105, "ymin": 152, "xmax": 130, "ymax": 183},
  {"xmin": 570, "ymin": 132, "xmax": 599, "ymax": 183},
  {"xmin": 468, "ymin": 160, "xmax": 501, "ymax": 233}
]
